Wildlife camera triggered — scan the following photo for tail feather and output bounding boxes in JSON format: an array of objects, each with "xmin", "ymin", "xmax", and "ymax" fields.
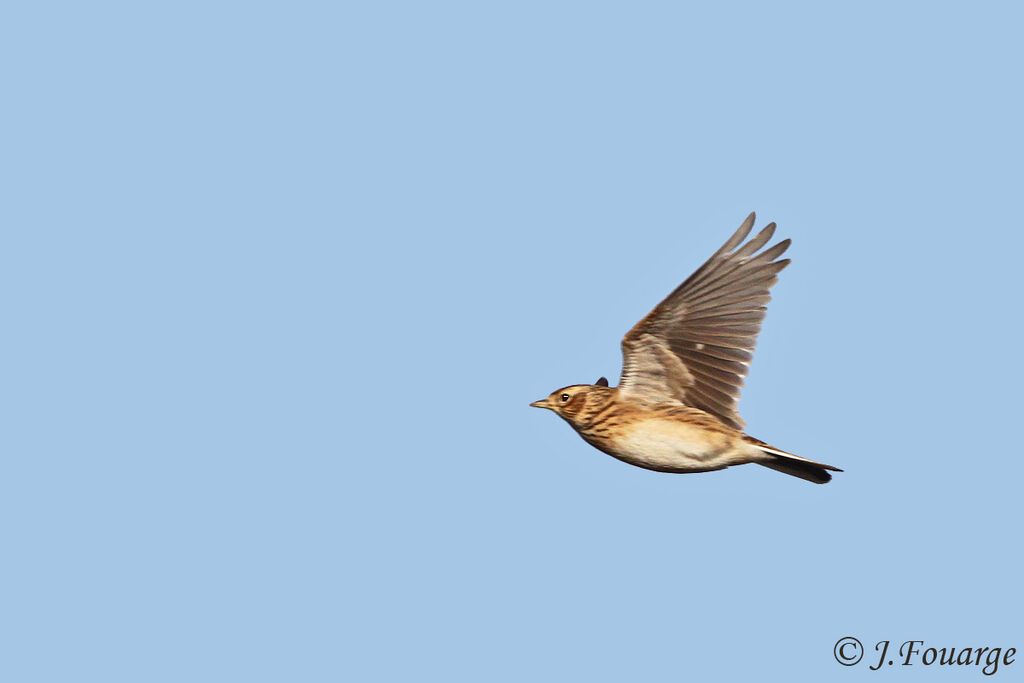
[{"xmin": 744, "ymin": 435, "xmax": 842, "ymax": 485}]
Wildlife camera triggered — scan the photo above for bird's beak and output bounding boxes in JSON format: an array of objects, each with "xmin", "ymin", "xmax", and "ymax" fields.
[{"xmin": 530, "ymin": 399, "xmax": 548, "ymax": 409}]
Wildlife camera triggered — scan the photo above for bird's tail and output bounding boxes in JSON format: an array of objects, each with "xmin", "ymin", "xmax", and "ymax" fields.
[{"xmin": 743, "ymin": 435, "xmax": 842, "ymax": 484}]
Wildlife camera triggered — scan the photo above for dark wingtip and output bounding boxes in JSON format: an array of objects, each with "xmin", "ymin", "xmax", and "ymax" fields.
[{"xmin": 595, "ymin": 377, "xmax": 609, "ymax": 387}]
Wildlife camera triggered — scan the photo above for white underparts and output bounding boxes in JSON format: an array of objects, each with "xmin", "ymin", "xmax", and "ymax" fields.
[{"xmin": 610, "ymin": 420, "xmax": 752, "ymax": 472}]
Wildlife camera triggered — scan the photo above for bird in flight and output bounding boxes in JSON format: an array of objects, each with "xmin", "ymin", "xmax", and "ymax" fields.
[{"xmin": 531, "ymin": 213, "xmax": 841, "ymax": 483}]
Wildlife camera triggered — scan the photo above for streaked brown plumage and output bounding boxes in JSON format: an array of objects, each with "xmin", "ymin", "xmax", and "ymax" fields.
[{"xmin": 531, "ymin": 213, "xmax": 842, "ymax": 484}]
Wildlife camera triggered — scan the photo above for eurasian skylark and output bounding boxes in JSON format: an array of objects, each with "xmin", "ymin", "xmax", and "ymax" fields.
[{"xmin": 531, "ymin": 213, "xmax": 841, "ymax": 483}]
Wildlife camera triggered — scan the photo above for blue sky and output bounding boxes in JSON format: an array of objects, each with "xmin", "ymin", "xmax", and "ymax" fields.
[{"xmin": 3, "ymin": 2, "xmax": 1022, "ymax": 681}]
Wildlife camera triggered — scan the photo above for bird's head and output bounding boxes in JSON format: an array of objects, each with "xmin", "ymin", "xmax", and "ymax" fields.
[{"xmin": 530, "ymin": 379, "xmax": 611, "ymax": 424}]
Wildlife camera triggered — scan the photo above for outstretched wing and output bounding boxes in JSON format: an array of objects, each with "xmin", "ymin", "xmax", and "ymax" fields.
[{"xmin": 618, "ymin": 213, "xmax": 791, "ymax": 429}]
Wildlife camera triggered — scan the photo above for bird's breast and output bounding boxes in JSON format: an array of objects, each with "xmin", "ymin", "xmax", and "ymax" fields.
[{"xmin": 580, "ymin": 417, "xmax": 741, "ymax": 473}]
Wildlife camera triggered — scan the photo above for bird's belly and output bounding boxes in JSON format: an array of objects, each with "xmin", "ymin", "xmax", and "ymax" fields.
[{"xmin": 597, "ymin": 420, "xmax": 742, "ymax": 473}]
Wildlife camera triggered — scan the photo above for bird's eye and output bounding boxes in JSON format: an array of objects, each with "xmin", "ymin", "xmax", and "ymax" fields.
[{"xmin": 560, "ymin": 393, "xmax": 570, "ymax": 402}]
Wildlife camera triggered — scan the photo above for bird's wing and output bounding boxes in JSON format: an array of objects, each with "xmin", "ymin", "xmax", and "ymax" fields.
[{"xmin": 618, "ymin": 213, "xmax": 791, "ymax": 429}]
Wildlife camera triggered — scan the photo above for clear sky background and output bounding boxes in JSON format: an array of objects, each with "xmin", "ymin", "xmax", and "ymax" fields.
[{"xmin": 3, "ymin": 2, "xmax": 1022, "ymax": 681}]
